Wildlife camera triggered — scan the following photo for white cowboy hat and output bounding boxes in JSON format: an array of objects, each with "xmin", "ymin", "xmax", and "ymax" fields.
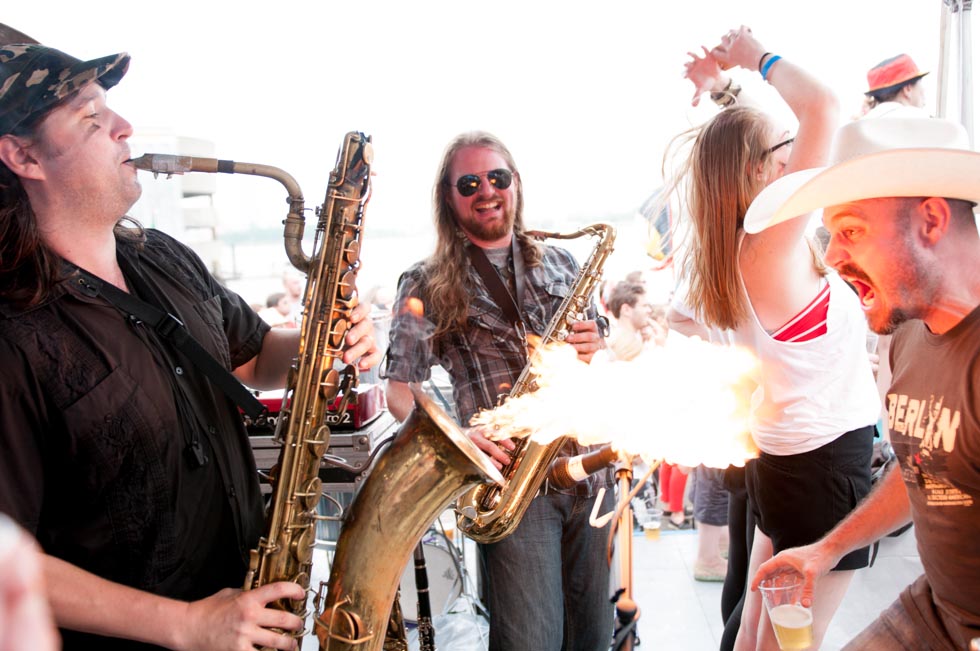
[{"xmin": 744, "ymin": 118, "xmax": 980, "ymax": 234}]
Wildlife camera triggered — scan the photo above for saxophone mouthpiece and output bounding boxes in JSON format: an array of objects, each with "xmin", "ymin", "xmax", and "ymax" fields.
[{"xmin": 128, "ymin": 153, "xmax": 194, "ymax": 178}]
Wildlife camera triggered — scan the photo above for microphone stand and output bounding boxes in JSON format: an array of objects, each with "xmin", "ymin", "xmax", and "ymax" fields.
[
  {"xmin": 603, "ymin": 458, "xmax": 660, "ymax": 651},
  {"xmin": 610, "ymin": 461, "xmax": 639, "ymax": 651}
]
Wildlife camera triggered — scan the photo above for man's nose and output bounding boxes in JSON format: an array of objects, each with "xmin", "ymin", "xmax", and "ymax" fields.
[
  {"xmin": 475, "ymin": 177, "xmax": 495, "ymax": 196},
  {"xmin": 823, "ymin": 237, "xmax": 846, "ymax": 270},
  {"xmin": 112, "ymin": 110, "xmax": 134, "ymax": 140}
]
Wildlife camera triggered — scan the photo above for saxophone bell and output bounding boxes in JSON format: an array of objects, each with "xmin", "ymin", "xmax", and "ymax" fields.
[{"xmin": 314, "ymin": 385, "xmax": 503, "ymax": 651}]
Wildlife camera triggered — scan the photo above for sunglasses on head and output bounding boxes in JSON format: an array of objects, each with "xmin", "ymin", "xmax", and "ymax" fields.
[
  {"xmin": 452, "ymin": 168, "xmax": 514, "ymax": 197},
  {"xmin": 767, "ymin": 137, "xmax": 795, "ymax": 154}
]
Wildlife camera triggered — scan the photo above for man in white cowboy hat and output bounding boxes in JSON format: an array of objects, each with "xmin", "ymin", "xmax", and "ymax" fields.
[{"xmin": 746, "ymin": 117, "xmax": 980, "ymax": 650}]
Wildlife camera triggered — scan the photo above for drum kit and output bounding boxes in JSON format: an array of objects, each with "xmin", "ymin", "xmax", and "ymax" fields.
[{"xmin": 397, "ymin": 529, "xmax": 465, "ymax": 625}]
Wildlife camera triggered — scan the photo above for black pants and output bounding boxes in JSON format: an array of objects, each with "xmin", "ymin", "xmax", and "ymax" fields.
[{"xmin": 720, "ymin": 464, "xmax": 754, "ymax": 651}]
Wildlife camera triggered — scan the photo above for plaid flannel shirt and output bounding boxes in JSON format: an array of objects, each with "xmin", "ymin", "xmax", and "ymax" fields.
[{"xmin": 385, "ymin": 239, "xmax": 613, "ymax": 497}]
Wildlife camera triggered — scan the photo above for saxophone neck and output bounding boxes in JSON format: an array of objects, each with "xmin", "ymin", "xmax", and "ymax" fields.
[
  {"xmin": 525, "ymin": 222, "xmax": 616, "ymax": 243},
  {"xmin": 130, "ymin": 153, "xmax": 311, "ymax": 272}
]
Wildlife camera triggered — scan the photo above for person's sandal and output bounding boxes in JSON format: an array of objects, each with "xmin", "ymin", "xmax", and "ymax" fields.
[
  {"xmin": 694, "ymin": 564, "xmax": 727, "ymax": 582},
  {"xmin": 665, "ymin": 516, "xmax": 692, "ymax": 530}
]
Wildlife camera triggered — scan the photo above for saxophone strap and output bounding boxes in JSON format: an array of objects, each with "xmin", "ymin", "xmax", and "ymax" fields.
[
  {"xmin": 468, "ymin": 237, "xmax": 528, "ymax": 348},
  {"xmin": 72, "ymin": 257, "xmax": 267, "ymax": 420}
]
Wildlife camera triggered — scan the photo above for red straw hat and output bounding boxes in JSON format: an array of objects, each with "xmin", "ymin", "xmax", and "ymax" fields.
[{"xmin": 865, "ymin": 54, "xmax": 928, "ymax": 94}]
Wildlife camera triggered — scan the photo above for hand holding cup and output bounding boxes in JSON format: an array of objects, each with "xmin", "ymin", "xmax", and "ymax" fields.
[{"xmin": 758, "ymin": 573, "xmax": 813, "ymax": 650}]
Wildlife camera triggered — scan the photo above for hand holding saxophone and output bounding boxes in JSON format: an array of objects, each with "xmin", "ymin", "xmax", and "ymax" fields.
[
  {"xmin": 563, "ymin": 318, "xmax": 605, "ymax": 363},
  {"xmin": 176, "ymin": 581, "xmax": 305, "ymax": 651},
  {"xmin": 342, "ymin": 301, "xmax": 382, "ymax": 370},
  {"xmin": 466, "ymin": 425, "xmax": 516, "ymax": 470}
]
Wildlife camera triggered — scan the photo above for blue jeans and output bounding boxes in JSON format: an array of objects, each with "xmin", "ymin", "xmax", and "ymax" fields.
[{"xmin": 481, "ymin": 490, "xmax": 615, "ymax": 651}]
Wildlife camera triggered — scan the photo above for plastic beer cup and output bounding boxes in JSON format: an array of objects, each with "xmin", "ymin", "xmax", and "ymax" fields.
[
  {"xmin": 642, "ymin": 508, "xmax": 663, "ymax": 540},
  {"xmin": 758, "ymin": 573, "xmax": 813, "ymax": 650}
]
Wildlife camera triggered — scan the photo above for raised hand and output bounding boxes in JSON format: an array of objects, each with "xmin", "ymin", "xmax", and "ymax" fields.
[
  {"xmin": 684, "ymin": 46, "xmax": 728, "ymax": 106},
  {"xmin": 711, "ymin": 25, "xmax": 767, "ymax": 72}
]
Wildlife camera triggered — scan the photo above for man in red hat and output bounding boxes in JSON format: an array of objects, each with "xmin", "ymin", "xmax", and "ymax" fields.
[{"xmin": 862, "ymin": 53, "xmax": 930, "ymax": 119}]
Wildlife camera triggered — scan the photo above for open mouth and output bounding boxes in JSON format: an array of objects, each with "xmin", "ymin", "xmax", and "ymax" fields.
[
  {"xmin": 847, "ymin": 278, "xmax": 876, "ymax": 310},
  {"xmin": 475, "ymin": 200, "xmax": 502, "ymax": 215}
]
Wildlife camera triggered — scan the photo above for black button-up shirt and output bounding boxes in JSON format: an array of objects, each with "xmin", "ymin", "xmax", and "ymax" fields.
[{"xmin": 0, "ymin": 229, "xmax": 269, "ymax": 649}]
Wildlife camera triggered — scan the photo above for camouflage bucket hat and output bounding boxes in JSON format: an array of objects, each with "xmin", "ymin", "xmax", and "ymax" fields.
[{"xmin": 0, "ymin": 43, "xmax": 130, "ymax": 136}]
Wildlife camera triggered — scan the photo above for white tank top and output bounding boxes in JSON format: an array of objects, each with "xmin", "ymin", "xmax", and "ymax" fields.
[{"xmin": 733, "ymin": 266, "xmax": 881, "ymax": 455}]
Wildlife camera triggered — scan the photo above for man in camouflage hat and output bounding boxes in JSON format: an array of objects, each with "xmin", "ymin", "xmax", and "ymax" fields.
[{"xmin": 0, "ymin": 34, "xmax": 380, "ymax": 651}]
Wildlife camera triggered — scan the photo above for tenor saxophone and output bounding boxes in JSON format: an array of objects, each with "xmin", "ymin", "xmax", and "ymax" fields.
[
  {"xmin": 455, "ymin": 222, "xmax": 616, "ymax": 543},
  {"xmin": 132, "ymin": 131, "xmax": 374, "ymax": 636}
]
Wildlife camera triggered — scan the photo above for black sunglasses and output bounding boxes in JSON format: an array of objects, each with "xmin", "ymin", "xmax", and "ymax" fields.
[
  {"xmin": 767, "ymin": 137, "xmax": 795, "ymax": 154},
  {"xmin": 452, "ymin": 168, "xmax": 514, "ymax": 197}
]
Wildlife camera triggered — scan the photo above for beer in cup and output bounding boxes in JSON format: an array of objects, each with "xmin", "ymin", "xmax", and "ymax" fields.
[
  {"xmin": 642, "ymin": 508, "xmax": 663, "ymax": 540},
  {"xmin": 758, "ymin": 573, "xmax": 813, "ymax": 650}
]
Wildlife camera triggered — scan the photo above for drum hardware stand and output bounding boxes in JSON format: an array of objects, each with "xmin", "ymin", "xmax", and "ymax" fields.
[
  {"xmin": 591, "ymin": 458, "xmax": 661, "ymax": 651},
  {"xmin": 432, "ymin": 513, "xmax": 490, "ymax": 621}
]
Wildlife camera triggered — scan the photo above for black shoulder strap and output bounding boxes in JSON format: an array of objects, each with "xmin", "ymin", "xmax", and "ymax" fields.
[
  {"xmin": 468, "ymin": 243, "xmax": 524, "ymax": 328},
  {"xmin": 73, "ymin": 264, "xmax": 266, "ymax": 419}
]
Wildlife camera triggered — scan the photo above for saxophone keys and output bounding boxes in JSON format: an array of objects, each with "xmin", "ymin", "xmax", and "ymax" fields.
[
  {"xmin": 320, "ymin": 368, "xmax": 341, "ymax": 400},
  {"xmin": 297, "ymin": 476, "xmax": 323, "ymax": 510},
  {"xmin": 285, "ymin": 570, "xmax": 311, "ymax": 611},
  {"xmin": 361, "ymin": 141, "xmax": 374, "ymax": 164},
  {"xmin": 288, "ymin": 524, "xmax": 316, "ymax": 565},
  {"xmin": 342, "ymin": 240, "xmax": 360, "ymax": 266},
  {"xmin": 328, "ymin": 319, "xmax": 350, "ymax": 349},
  {"xmin": 306, "ymin": 427, "xmax": 330, "ymax": 459}
]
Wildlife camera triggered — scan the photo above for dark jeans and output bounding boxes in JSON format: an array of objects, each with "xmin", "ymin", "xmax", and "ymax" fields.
[{"xmin": 481, "ymin": 490, "xmax": 615, "ymax": 651}]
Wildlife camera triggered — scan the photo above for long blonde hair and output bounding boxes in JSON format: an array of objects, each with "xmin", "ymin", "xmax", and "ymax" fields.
[
  {"xmin": 423, "ymin": 131, "xmax": 542, "ymax": 337},
  {"xmin": 664, "ymin": 107, "xmax": 775, "ymax": 330}
]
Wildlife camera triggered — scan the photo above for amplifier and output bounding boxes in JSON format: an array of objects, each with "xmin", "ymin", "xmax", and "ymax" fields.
[
  {"xmin": 243, "ymin": 383, "xmax": 385, "ymax": 435},
  {"xmin": 248, "ymin": 392, "xmax": 398, "ymax": 493}
]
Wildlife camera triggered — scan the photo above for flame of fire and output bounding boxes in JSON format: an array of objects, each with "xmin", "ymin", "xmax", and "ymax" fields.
[
  {"xmin": 470, "ymin": 333, "xmax": 760, "ymax": 468},
  {"xmin": 404, "ymin": 297, "xmax": 425, "ymax": 318}
]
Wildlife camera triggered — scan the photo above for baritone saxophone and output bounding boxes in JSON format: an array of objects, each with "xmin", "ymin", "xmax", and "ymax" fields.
[
  {"xmin": 455, "ymin": 222, "xmax": 616, "ymax": 544},
  {"xmin": 313, "ymin": 386, "xmax": 504, "ymax": 651},
  {"xmin": 131, "ymin": 131, "xmax": 374, "ymax": 637}
]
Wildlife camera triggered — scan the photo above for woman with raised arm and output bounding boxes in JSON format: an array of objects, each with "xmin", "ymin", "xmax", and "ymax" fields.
[{"xmin": 665, "ymin": 27, "xmax": 880, "ymax": 651}]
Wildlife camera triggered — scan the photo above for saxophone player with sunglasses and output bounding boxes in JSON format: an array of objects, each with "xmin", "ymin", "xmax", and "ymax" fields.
[
  {"xmin": 0, "ymin": 34, "xmax": 380, "ymax": 651},
  {"xmin": 384, "ymin": 131, "xmax": 615, "ymax": 651}
]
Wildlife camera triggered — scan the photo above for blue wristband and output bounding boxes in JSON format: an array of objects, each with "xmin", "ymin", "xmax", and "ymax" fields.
[{"xmin": 760, "ymin": 54, "xmax": 782, "ymax": 81}]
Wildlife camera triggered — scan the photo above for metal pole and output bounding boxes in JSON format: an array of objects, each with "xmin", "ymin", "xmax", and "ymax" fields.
[
  {"xmin": 960, "ymin": 0, "xmax": 974, "ymax": 145},
  {"xmin": 938, "ymin": 0, "xmax": 952, "ymax": 119}
]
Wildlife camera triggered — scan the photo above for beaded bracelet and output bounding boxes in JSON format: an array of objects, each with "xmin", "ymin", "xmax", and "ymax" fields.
[{"xmin": 760, "ymin": 54, "xmax": 782, "ymax": 81}]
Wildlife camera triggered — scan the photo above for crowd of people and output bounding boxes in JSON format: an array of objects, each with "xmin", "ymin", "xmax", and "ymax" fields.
[{"xmin": 1, "ymin": 18, "xmax": 977, "ymax": 651}]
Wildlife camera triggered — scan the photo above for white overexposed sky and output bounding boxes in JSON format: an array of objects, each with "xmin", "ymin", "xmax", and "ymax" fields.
[{"xmin": 6, "ymin": 1, "xmax": 976, "ymax": 296}]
